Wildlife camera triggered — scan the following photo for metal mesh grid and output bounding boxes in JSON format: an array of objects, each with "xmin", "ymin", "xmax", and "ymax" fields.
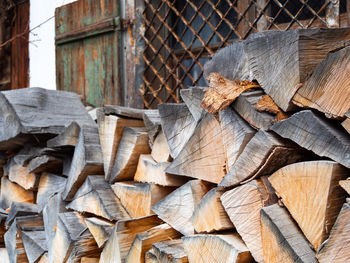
[{"xmin": 140, "ymin": 0, "xmax": 345, "ymax": 108}]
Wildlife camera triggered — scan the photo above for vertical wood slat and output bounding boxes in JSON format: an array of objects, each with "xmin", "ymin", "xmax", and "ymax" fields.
[{"xmin": 326, "ymin": 0, "xmax": 340, "ymax": 27}]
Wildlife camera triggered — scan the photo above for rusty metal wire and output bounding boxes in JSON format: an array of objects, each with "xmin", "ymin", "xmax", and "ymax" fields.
[{"xmin": 140, "ymin": 0, "xmax": 343, "ymax": 108}]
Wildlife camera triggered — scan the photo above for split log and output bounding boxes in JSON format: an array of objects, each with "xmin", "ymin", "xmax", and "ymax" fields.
[
  {"xmin": 342, "ymin": 110, "xmax": 350, "ymax": 133},
  {"xmin": 166, "ymin": 114, "xmax": 226, "ymax": 184},
  {"xmin": 84, "ymin": 217, "xmax": 114, "ymax": 248},
  {"xmin": 158, "ymin": 103, "xmax": 197, "ymax": 159},
  {"xmin": 191, "ymin": 187, "xmax": 234, "ymax": 233},
  {"xmin": 180, "ymin": 87, "xmax": 206, "ymax": 122},
  {"xmin": 0, "ymin": 87, "xmax": 95, "ymax": 150},
  {"xmin": 62, "ymin": 125, "xmax": 104, "ymax": 200},
  {"xmin": 81, "ymin": 257, "xmax": 99, "ymax": 263},
  {"xmin": 38, "ymin": 253, "xmax": 48, "ymax": 263},
  {"xmin": 46, "ymin": 121, "xmax": 80, "ymax": 148},
  {"xmin": 221, "ymin": 178, "xmax": 278, "ymax": 263},
  {"xmin": 142, "ymin": 110, "xmax": 161, "ymax": 147},
  {"xmin": 112, "ymin": 182, "xmax": 175, "ymax": 218},
  {"xmin": 182, "ymin": 234, "xmax": 254, "ymax": 263},
  {"xmin": 271, "ymin": 110, "xmax": 350, "ymax": 168},
  {"xmin": 5, "ymin": 202, "xmax": 38, "ymax": 228},
  {"xmin": 134, "ymin": 155, "xmax": 187, "ymax": 187},
  {"xmin": 340, "ymin": 178, "xmax": 350, "ymax": 195},
  {"xmin": 201, "ymin": 73, "xmax": 259, "ymax": 114},
  {"xmin": 219, "ymin": 130, "xmax": 303, "ymax": 187},
  {"xmin": 36, "ymin": 173, "xmax": 66, "ymax": 212},
  {"xmin": 269, "ymin": 161, "xmax": 348, "ymax": 250},
  {"xmin": 145, "ymin": 249, "xmax": 158, "ymax": 263},
  {"xmin": 100, "ymin": 215, "xmax": 163, "ymax": 263},
  {"xmin": 292, "ymin": 45, "xmax": 350, "ymax": 119},
  {"xmin": 21, "ymin": 230, "xmax": 47, "ymax": 263},
  {"xmin": 0, "ymin": 177, "xmax": 34, "ymax": 210},
  {"xmin": 27, "ymin": 155, "xmax": 63, "ymax": 174},
  {"xmin": 219, "ymin": 107, "xmax": 255, "ymax": 170},
  {"xmin": 13, "ymin": 145, "xmax": 43, "ymax": 167},
  {"xmin": 125, "ymin": 224, "xmax": 181, "ymax": 263},
  {"xmin": 151, "ymin": 180, "xmax": 212, "ymax": 235},
  {"xmin": 317, "ymin": 203, "xmax": 350, "ymax": 262},
  {"xmin": 8, "ymin": 161, "xmax": 37, "ymax": 190},
  {"xmin": 66, "ymin": 175, "xmax": 130, "ymax": 221},
  {"xmin": 0, "ymin": 248, "xmax": 10, "ymax": 263},
  {"xmin": 103, "ymin": 105, "xmax": 145, "ymax": 119},
  {"xmin": 151, "ymin": 130, "xmax": 171, "ymax": 163},
  {"xmin": 245, "ymin": 28, "xmax": 350, "ymax": 111},
  {"xmin": 109, "ymin": 127, "xmax": 150, "ymax": 183},
  {"xmin": 260, "ymin": 204, "xmax": 317, "ymax": 263},
  {"xmin": 152, "ymin": 239, "xmax": 188, "ymax": 263},
  {"xmin": 97, "ymin": 109, "xmax": 144, "ymax": 181}
]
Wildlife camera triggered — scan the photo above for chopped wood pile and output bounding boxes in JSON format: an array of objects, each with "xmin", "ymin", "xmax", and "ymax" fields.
[{"xmin": 1, "ymin": 27, "xmax": 350, "ymax": 263}]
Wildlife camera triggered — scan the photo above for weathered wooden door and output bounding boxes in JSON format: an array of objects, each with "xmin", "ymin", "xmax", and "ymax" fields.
[{"xmin": 55, "ymin": 0, "xmax": 122, "ymax": 107}]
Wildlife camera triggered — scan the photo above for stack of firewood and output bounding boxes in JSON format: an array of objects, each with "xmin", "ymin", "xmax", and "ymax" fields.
[{"xmin": 1, "ymin": 27, "xmax": 350, "ymax": 263}]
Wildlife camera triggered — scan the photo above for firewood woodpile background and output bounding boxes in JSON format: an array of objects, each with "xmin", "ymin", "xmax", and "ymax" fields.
[{"xmin": 1, "ymin": 27, "xmax": 350, "ymax": 263}]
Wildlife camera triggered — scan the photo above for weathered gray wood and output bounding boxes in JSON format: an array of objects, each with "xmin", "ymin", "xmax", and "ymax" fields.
[
  {"xmin": 84, "ymin": 217, "xmax": 114, "ymax": 248},
  {"xmin": 152, "ymin": 239, "xmax": 188, "ymax": 263},
  {"xmin": 219, "ymin": 130, "xmax": 303, "ymax": 187},
  {"xmin": 5, "ymin": 202, "xmax": 38, "ymax": 228},
  {"xmin": 109, "ymin": 127, "xmax": 150, "ymax": 183},
  {"xmin": 158, "ymin": 103, "xmax": 197, "ymax": 159},
  {"xmin": 62, "ymin": 125, "xmax": 104, "ymax": 200},
  {"xmin": 21, "ymin": 231, "xmax": 47, "ymax": 263},
  {"xmin": 151, "ymin": 130, "xmax": 170, "ymax": 163},
  {"xmin": 260, "ymin": 204, "xmax": 317, "ymax": 263},
  {"xmin": 12, "ymin": 146, "xmax": 57, "ymax": 167},
  {"xmin": 46, "ymin": 121, "xmax": 80, "ymax": 148},
  {"xmin": 180, "ymin": 87, "xmax": 206, "ymax": 122},
  {"xmin": 67, "ymin": 175, "xmax": 130, "ymax": 221},
  {"xmin": 245, "ymin": 28, "xmax": 350, "ymax": 111},
  {"xmin": 142, "ymin": 109, "xmax": 161, "ymax": 147},
  {"xmin": 271, "ymin": 110, "xmax": 350, "ymax": 168},
  {"xmin": 103, "ymin": 105, "xmax": 145, "ymax": 119},
  {"xmin": 27, "ymin": 155, "xmax": 63, "ymax": 174}
]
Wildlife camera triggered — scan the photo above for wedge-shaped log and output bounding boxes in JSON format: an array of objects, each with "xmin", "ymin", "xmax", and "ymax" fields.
[
  {"xmin": 8, "ymin": 162, "xmax": 37, "ymax": 190},
  {"xmin": 0, "ymin": 87, "xmax": 95, "ymax": 150},
  {"xmin": 134, "ymin": 154, "xmax": 187, "ymax": 187},
  {"xmin": 112, "ymin": 182, "xmax": 175, "ymax": 218},
  {"xmin": 342, "ymin": 110, "xmax": 350, "ymax": 134},
  {"xmin": 219, "ymin": 130, "xmax": 302, "ymax": 187},
  {"xmin": 219, "ymin": 107, "xmax": 255, "ymax": 170},
  {"xmin": 182, "ymin": 234, "xmax": 254, "ymax": 263},
  {"xmin": 180, "ymin": 87, "xmax": 206, "ymax": 122},
  {"xmin": 269, "ymin": 161, "xmax": 348, "ymax": 250},
  {"xmin": 27, "ymin": 155, "xmax": 63, "ymax": 174},
  {"xmin": 166, "ymin": 114, "xmax": 226, "ymax": 184},
  {"xmin": 142, "ymin": 110, "xmax": 161, "ymax": 147},
  {"xmin": 340, "ymin": 178, "xmax": 350, "ymax": 195},
  {"xmin": 152, "ymin": 180, "xmax": 212, "ymax": 235},
  {"xmin": 66, "ymin": 175, "xmax": 130, "ymax": 221},
  {"xmin": 271, "ymin": 110, "xmax": 350, "ymax": 168},
  {"xmin": 5, "ymin": 202, "xmax": 38, "ymax": 228},
  {"xmin": 13, "ymin": 145, "xmax": 45, "ymax": 167},
  {"xmin": 62, "ymin": 125, "xmax": 104, "ymax": 200},
  {"xmin": 84, "ymin": 217, "xmax": 114, "ymax": 248},
  {"xmin": 152, "ymin": 239, "xmax": 188, "ymax": 263},
  {"xmin": 260, "ymin": 204, "xmax": 317, "ymax": 263},
  {"xmin": 109, "ymin": 127, "xmax": 150, "ymax": 183},
  {"xmin": 151, "ymin": 130, "xmax": 170, "ymax": 163},
  {"xmin": 245, "ymin": 28, "xmax": 350, "ymax": 111},
  {"xmin": 22, "ymin": 231, "xmax": 47, "ymax": 263},
  {"xmin": 293, "ymin": 45, "xmax": 350, "ymax": 119},
  {"xmin": 46, "ymin": 121, "xmax": 80, "ymax": 148},
  {"xmin": 100, "ymin": 215, "xmax": 163, "ymax": 263},
  {"xmin": 145, "ymin": 249, "xmax": 157, "ymax": 263},
  {"xmin": 317, "ymin": 203, "xmax": 350, "ymax": 262},
  {"xmin": 191, "ymin": 187, "xmax": 234, "ymax": 233},
  {"xmin": 0, "ymin": 177, "xmax": 34, "ymax": 210},
  {"xmin": 221, "ymin": 178, "xmax": 278, "ymax": 263},
  {"xmin": 97, "ymin": 109, "xmax": 144, "ymax": 181},
  {"xmin": 158, "ymin": 103, "xmax": 197, "ymax": 159},
  {"xmin": 125, "ymin": 224, "xmax": 181, "ymax": 263}
]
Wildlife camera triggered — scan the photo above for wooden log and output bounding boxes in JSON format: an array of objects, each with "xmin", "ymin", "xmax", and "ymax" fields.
[
  {"xmin": 342, "ymin": 110, "xmax": 350, "ymax": 133},
  {"xmin": 8, "ymin": 161, "xmax": 38, "ymax": 190},
  {"xmin": 151, "ymin": 130, "xmax": 171, "ymax": 163},
  {"xmin": 109, "ymin": 127, "xmax": 150, "ymax": 183},
  {"xmin": 13, "ymin": 145, "xmax": 43, "ymax": 167},
  {"xmin": 219, "ymin": 107, "xmax": 255, "ymax": 170},
  {"xmin": 81, "ymin": 257, "xmax": 99, "ymax": 263},
  {"xmin": 112, "ymin": 182, "xmax": 175, "ymax": 218},
  {"xmin": 182, "ymin": 234, "xmax": 254, "ymax": 263},
  {"xmin": 103, "ymin": 105, "xmax": 145, "ymax": 119},
  {"xmin": 46, "ymin": 121, "xmax": 80, "ymax": 148},
  {"xmin": 0, "ymin": 248, "xmax": 10, "ymax": 263},
  {"xmin": 158, "ymin": 103, "xmax": 197, "ymax": 159},
  {"xmin": 292, "ymin": 45, "xmax": 350, "ymax": 119},
  {"xmin": 245, "ymin": 28, "xmax": 350, "ymax": 111},
  {"xmin": 142, "ymin": 109, "xmax": 161, "ymax": 147},
  {"xmin": 36, "ymin": 173, "xmax": 66, "ymax": 213},
  {"xmin": 191, "ymin": 187, "xmax": 234, "ymax": 233},
  {"xmin": 0, "ymin": 177, "xmax": 34, "ymax": 210},
  {"xmin": 125, "ymin": 223, "xmax": 181, "ymax": 263},
  {"xmin": 269, "ymin": 161, "xmax": 348, "ymax": 250},
  {"xmin": 0, "ymin": 87, "xmax": 95, "ymax": 150},
  {"xmin": 317, "ymin": 203, "xmax": 350, "ymax": 262},
  {"xmin": 145, "ymin": 249, "xmax": 158, "ymax": 263},
  {"xmin": 97, "ymin": 109, "xmax": 144, "ymax": 181},
  {"xmin": 21, "ymin": 230, "xmax": 47, "ymax": 263},
  {"xmin": 219, "ymin": 130, "xmax": 303, "ymax": 187},
  {"xmin": 5, "ymin": 202, "xmax": 38, "ymax": 228},
  {"xmin": 37, "ymin": 253, "xmax": 49, "ymax": 263},
  {"xmin": 62, "ymin": 125, "xmax": 104, "ymax": 201},
  {"xmin": 66, "ymin": 175, "xmax": 130, "ymax": 221},
  {"xmin": 152, "ymin": 239, "xmax": 188, "ymax": 263},
  {"xmin": 180, "ymin": 87, "xmax": 206, "ymax": 122},
  {"xmin": 151, "ymin": 180, "xmax": 212, "ymax": 235},
  {"xmin": 84, "ymin": 217, "xmax": 114, "ymax": 248},
  {"xmin": 221, "ymin": 178, "xmax": 278, "ymax": 263},
  {"xmin": 100, "ymin": 215, "xmax": 163, "ymax": 263},
  {"xmin": 340, "ymin": 178, "xmax": 350, "ymax": 195},
  {"xmin": 271, "ymin": 110, "xmax": 350, "ymax": 168},
  {"xmin": 166, "ymin": 114, "xmax": 226, "ymax": 184},
  {"xmin": 134, "ymin": 155, "xmax": 187, "ymax": 187},
  {"xmin": 27, "ymin": 155, "xmax": 63, "ymax": 174},
  {"xmin": 260, "ymin": 204, "xmax": 317, "ymax": 263}
]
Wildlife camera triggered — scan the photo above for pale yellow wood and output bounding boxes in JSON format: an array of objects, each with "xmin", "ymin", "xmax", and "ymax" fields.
[
  {"xmin": 342, "ymin": 117, "xmax": 350, "ymax": 134},
  {"xmin": 0, "ymin": 176, "xmax": 34, "ymax": 209},
  {"xmin": 81, "ymin": 257, "xmax": 100, "ymax": 263},
  {"xmin": 151, "ymin": 130, "xmax": 170, "ymax": 163},
  {"xmin": 269, "ymin": 161, "xmax": 348, "ymax": 250},
  {"xmin": 340, "ymin": 178, "xmax": 350, "ymax": 195},
  {"xmin": 8, "ymin": 163, "xmax": 37, "ymax": 190},
  {"xmin": 0, "ymin": 248, "xmax": 10, "ymax": 263}
]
